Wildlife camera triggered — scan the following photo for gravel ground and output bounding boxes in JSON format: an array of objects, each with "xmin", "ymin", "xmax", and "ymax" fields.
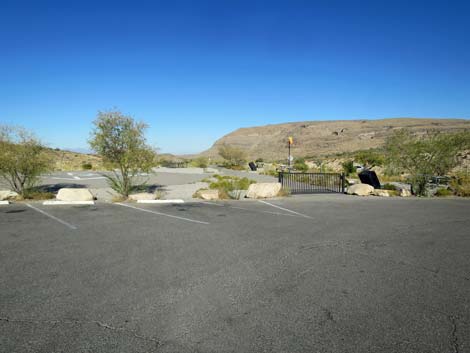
[{"xmin": 159, "ymin": 182, "xmax": 209, "ymax": 200}]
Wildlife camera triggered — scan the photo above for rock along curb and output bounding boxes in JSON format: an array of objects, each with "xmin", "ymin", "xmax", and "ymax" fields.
[
  {"xmin": 43, "ymin": 201, "xmax": 95, "ymax": 205},
  {"xmin": 0, "ymin": 200, "xmax": 10, "ymax": 205},
  {"xmin": 137, "ymin": 199, "xmax": 185, "ymax": 204}
]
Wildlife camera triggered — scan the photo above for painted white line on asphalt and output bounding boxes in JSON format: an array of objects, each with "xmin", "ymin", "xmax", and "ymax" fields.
[
  {"xmin": 26, "ymin": 203, "xmax": 77, "ymax": 230},
  {"xmin": 230, "ymin": 206, "xmax": 302, "ymax": 218},
  {"xmin": 199, "ymin": 201, "xmax": 224, "ymax": 207},
  {"xmin": 0, "ymin": 201, "xmax": 10, "ymax": 205},
  {"xmin": 257, "ymin": 200, "xmax": 313, "ymax": 219},
  {"xmin": 43, "ymin": 201, "xmax": 95, "ymax": 205},
  {"xmin": 115, "ymin": 203, "xmax": 209, "ymax": 225},
  {"xmin": 47, "ymin": 177, "xmax": 77, "ymax": 181},
  {"xmin": 137, "ymin": 199, "xmax": 184, "ymax": 204}
]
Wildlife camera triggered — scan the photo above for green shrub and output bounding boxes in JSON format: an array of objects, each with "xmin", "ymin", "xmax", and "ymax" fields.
[
  {"xmin": 342, "ymin": 160, "xmax": 355, "ymax": 176},
  {"xmin": 208, "ymin": 175, "xmax": 255, "ymax": 195},
  {"xmin": 382, "ymin": 183, "xmax": 397, "ymax": 191},
  {"xmin": 191, "ymin": 157, "xmax": 209, "ymax": 168},
  {"xmin": 293, "ymin": 158, "xmax": 308, "ymax": 172},
  {"xmin": 355, "ymin": 149, "xmax": 385, "ymax": 169},
  {"xmin": 435, "ymin": 188, "xmax": 453, "ymax": 197},
  {"xmin": 82, "ymin": 162, "xmax": 93, "ymax": 170},
  {"xmin": 450, "ymin": 174, "xmax": 470, "ymax": 197}
]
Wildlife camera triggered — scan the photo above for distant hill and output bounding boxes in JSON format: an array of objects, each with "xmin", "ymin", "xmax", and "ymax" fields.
[
  {"xmin": 201, "ymin": 118, "xmax": 470, "ymax": 160},
  {"xmin": 45, "ymin": 148, "xmax": 104, "ymax": 171}
]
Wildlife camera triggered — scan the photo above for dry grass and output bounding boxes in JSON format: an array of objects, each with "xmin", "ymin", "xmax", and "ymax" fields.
[
  {"xmin": 16, "ymin": 191, "xmax": 55, "ymax": 201},
  {"xmin": 277, "ymin": 188, "xmax": 291, "ymax": 197}
]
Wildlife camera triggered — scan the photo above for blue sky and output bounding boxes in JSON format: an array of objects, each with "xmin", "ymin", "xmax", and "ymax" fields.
[{"xmin": 1, "ymin": 0, "xmax": 469, "ymax": 154}]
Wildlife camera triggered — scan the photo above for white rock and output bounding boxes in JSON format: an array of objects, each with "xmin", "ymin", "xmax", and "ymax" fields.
[
  {"xmin": 389, "ymin": 182, "xmax": 411, "ymax": 192},
  {"xmin": 204, "ymin": 167, "xmax": 219, "ymax": 173},
  {"xmin": 128, "ymin": 193, "xmax": 156, "ymax": 201},
  {"xmin": 373, "ymin": 189, "xmax": 392, "ymax": 197},
  {"xmin": 346, "ymin": 183, "xmax": 374, "ymax": 196},
  {"xmin": 56, "ymin": 188, "xmax": 94, "ymax": 201},
  {"xmin": 228, "ymin": 189, "xmax": 247, "ymax": 200},
  {"xmin": 346, "ymin": 178, "xmax": 359, "ymax": 185},
  {"xmin": 246, "ymin": 183, "xmax": 282, "ymax": 199},
  {"xmin": 0, "ymin": 190, "xmax": 19, "ymax": 200},
  {"xmin": 399, "ymin": 189, "xmax": 412, "ymax": 197},
  {"xmin": 197, "ymin": 189, "xmax": 219, "ymax": 200}
]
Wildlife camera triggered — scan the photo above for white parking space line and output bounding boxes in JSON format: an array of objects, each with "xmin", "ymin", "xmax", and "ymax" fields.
[
  {"xmin": 230, "ymin": 206, "xmax": 302, "ymax": 218},
  {"xmin": 26, "ymin": 203, "xmax": 77, "ymax": 230},
  {"xmin": 258, "ymin": 200, "xmax": 313, "ymax": 219},
  {"xmin": 199, "ymin": 200, "xmax": 303, "ymax": 218},
  {"xmin": 199, "ymin": 201, "xmax": 225, "ymax": 207},
  {"xmin": 115, "ymin": 203, "xmax": 210, "ymax": 225},
  {"xmin": 43, "ymin": 201, "xmax": 95, "ymax": 205}
]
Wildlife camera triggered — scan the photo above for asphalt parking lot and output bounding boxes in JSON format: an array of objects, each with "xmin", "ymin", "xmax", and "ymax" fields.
[
  {"xmin": 1, "ymin": 195, "xmax": 469, "ymax": 353},
  {"xmin": 30, "ymin": 169, "xmax": 277, "ymax": 190}
]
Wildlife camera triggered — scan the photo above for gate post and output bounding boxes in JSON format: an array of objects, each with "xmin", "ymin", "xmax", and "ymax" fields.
[{"xmin": 340, "ymin": 173, "xmax": 345, "ymax": 193}]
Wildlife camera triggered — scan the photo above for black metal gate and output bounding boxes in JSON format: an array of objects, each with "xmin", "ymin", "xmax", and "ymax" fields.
[{"xmin": 278, "ymin": 172, "xmax": 345, "ymax": 194}]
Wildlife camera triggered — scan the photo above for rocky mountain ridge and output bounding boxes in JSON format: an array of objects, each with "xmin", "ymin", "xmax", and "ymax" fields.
[{"xmin": 201, "ymin": 118, "xmax": 470, "ymax": 160}]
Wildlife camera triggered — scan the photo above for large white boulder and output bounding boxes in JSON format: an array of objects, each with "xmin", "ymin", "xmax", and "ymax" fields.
[
  {"xmin": 246, "ymin": 183, "xmax": 282, "ymax": 199},
  {"xmin": 128, "ymin": 193, "xmax": 156, "ymax": 201},
  {"xmin": 0, "ymin": 190, "xmax": 19, "ymax": 200},
  {"xmin": 197, "ymin": 189, "xmax": 219, "ymax": 200},
  {"xmin": 372, "ymin": 189, "xmax": 392, "ymax": 197},
  {"xmin": 56, "ymin": 188, "xmax": 94, "ymax": 201},
  {"xmin": 400, "ymin": 189, "xmax": 412, "ymax": 197},
  {"xmin": 346, "ymin": 183, "xmax": 374, "ymax": 196}
]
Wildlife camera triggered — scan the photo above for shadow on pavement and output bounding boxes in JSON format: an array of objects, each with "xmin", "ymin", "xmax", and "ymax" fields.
[{"xmin": 35, "ymin": 183, "xmax": 88, "ymax": 194}]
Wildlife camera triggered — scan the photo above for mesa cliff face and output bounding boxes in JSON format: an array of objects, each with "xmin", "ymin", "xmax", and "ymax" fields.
[{"xmin": 201, "ymin": 118, "xmax": 470, "ymax": 160}]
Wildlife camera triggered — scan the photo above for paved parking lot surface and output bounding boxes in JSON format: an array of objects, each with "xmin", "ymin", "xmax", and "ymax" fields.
[{"xmin": 1, "ymin": 196, "xmax": 469, "ymax": 352}]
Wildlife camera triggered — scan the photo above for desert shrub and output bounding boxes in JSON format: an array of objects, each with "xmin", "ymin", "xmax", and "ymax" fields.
[
  {"xmin": 82, "ymin": 162, "xmax": 93, "ymax": 170},
  {"xmin": 385, "ymin": 129, "xmax": 470, "ymax": 196},
  {"xmin": 89, "ymin": 110, "xmax": 157, "ymax": 197},
  {"xmin": 255, "ymin": 158, "xmax": 264, "ymax": 163},
  {"xmin": 382, "ymin": 183, "xmax": 397, "ymax": 191},
  {"xmin": 355, "ymin": 149, "xmax": 385, "ymax": 169},
  {"xmin": 435, "ymin": 188, "xmax": 453, "ymax": 197},
  {"xmin": 209, "ymin": 175, "xmax": 255, "ymax": 194},
  {"xmin": 342, "ymin": 160, "xmax": 355, "ymax": 176},
  {"xmin": 21, "ymin": 190, "xmax": 55, "ymax": 200},
  {"xmin": 293, "ymin": 158, "xmax": 308, "ymax": 172},
  {"xmin": 191, "ymin": 157, "xmax": 209, "ymax": 168},
  {"xmin": 450, "ymin": 173, "xmax": 470, "ymax": 197},
  {"xmin": 218, "ymin": 144, "xmax": 247, "ymax": 167},
  {"xmin": 0, "ymin": 126, "xmax": 53, "ymax": 197}
]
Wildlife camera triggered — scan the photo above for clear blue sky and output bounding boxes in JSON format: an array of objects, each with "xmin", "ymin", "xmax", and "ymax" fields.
[{"xmin": 1, "ymin": 0, "xmax": 469, "ymax": 154}]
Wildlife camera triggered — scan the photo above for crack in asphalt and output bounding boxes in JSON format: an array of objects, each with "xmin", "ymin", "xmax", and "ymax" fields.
[
  {"xmin": 0, "ymin": 316, "xmax": 160, "ymax": 350},
  {"xmin": 449, "ymin": 315, "xmax": 460, "ymax": 353}
]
